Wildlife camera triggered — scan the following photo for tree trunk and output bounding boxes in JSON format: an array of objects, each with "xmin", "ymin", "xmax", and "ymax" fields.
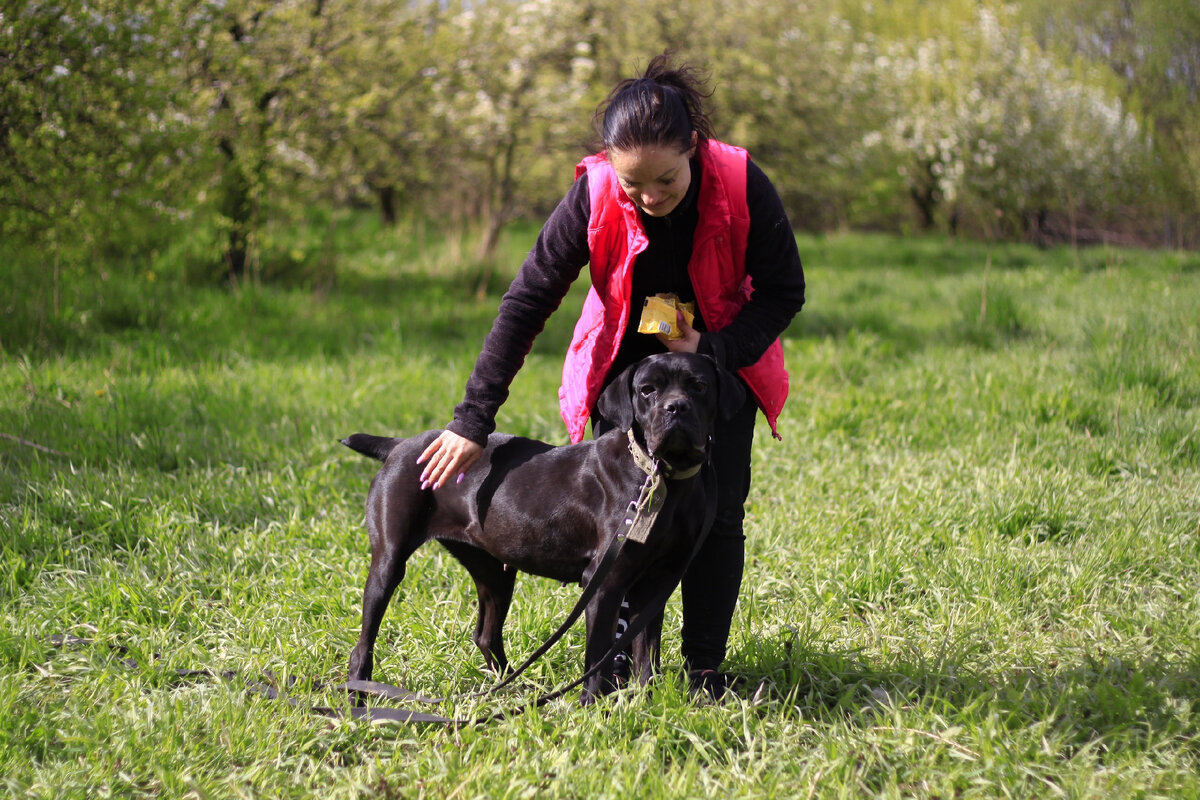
[
  {"xmin": 219, "ymin": 140, "xmax": 253, "ymax": 283},
  {"xmin": 474, "ymin": 211, "xmax": 505, "ymax": 300},
  {"xmin": 473, "ymin": 133, "xmax": 519, "ymax": 299},
  {"xmin": 908, "ymin": 160, "xmax": 938, "ymax": 231},
  {"xmin": 377, "ymin": 184, "xmax": 398, "ymax": 226}
]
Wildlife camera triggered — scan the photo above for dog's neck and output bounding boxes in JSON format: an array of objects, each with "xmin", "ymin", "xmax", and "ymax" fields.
[{"xmin": 626, "ymin": 428, "xmax": 702, "ymax": 481}]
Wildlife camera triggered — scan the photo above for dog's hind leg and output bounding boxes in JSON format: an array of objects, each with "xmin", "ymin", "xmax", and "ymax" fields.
[
  {"xmin": 348, "ymin": 501, "xmax": 427, "ymax": 683},
  {"xmin": 438, "ymin": 540, "xmax": 516, "ymax": 674}
]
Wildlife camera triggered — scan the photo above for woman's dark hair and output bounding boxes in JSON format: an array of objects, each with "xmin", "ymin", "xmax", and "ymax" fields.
[{"xmin": 597, "ymin": 53, "xmax": 715, "ymax": 154}]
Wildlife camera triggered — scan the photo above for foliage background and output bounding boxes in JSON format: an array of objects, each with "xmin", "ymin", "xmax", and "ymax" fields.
[{"xmin": 2, "ymin": 0, "xmax": 1197, "ymax": 291}]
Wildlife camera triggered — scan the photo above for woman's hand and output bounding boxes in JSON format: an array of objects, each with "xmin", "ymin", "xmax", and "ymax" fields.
[
  {"xmin": 416, "ymin": 430, "xmax": 483, "ymax": 490},
  {"xmin": 656, "ymin": 308, "xmax": 700, "ymax": 354}
]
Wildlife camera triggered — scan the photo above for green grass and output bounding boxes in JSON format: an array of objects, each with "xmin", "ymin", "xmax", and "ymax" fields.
[{"xmin": 2, "ymin": 224, "xmax": 1199, "ymax": 798}]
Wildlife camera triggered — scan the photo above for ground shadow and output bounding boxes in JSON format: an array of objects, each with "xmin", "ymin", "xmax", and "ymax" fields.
[{"xmin": 736, "ymin": 638, "xmax": 1200, "ymax": 757}]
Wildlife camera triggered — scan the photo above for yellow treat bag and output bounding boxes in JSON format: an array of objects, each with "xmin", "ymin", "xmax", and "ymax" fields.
[{"xmin": 637, "ymin": 293, "xmax": 695, "ymax": 340}]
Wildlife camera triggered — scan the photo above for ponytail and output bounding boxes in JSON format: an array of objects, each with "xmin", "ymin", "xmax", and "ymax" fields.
[{"xmin": 597, "ymin": 53, "xmax": 715, "ymax": 154}]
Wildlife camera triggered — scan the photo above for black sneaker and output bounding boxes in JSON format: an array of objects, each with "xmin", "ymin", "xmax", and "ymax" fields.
[{"xmin": 687, "ymin": 668, "xmax": 743, "ymax": 698}]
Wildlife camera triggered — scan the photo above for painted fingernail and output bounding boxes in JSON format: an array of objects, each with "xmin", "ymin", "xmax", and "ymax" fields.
[
  {"xmin": 420, "ymin": 480, "xmax": 431, "ymax": 491},
  {"xmin": 456, "ymin": 473, "xmax": 465, "ymax": 485}
]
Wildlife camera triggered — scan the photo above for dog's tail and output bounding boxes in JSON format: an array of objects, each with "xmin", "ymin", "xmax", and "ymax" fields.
[{"xmin": 340, "ymin": 433, "xmax": 404, "ymax": 462}]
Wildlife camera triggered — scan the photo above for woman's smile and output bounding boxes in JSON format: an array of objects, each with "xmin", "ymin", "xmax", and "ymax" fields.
[{"xmin": 607, "ymin": 141, "xmax": 696, "ymax": 217}]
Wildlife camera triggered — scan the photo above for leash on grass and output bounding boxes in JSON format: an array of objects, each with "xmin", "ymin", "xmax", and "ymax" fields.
[
  {"xmin": 43, "ymin": 440, "xmax": 714, "ymax": 725},
  {"xmin": 44, "ymin": 633, "xmax": 447, "ymax": 723}
]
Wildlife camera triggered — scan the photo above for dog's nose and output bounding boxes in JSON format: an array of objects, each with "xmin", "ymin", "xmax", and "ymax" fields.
[{"xmin": 663, "ymin": 397, "xmax": 690, "ymax": 416}]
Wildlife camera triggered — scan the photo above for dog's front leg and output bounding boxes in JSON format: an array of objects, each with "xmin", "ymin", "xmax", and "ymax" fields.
[
  {"xmin": 580, "ymin": 592, "xmax": 624, "ymax": 704},
  {"xmin": 623, "ymin": 568, "xmax": 684, "ymax": 686},
  {"xmin": 629, "ymin": 606, "xmax": 665, "ymax": 686}
]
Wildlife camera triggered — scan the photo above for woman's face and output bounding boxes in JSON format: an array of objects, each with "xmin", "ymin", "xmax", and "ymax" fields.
[{"xmin": 607, "ymin": 139, "xmax": 696, "ymax": 217}]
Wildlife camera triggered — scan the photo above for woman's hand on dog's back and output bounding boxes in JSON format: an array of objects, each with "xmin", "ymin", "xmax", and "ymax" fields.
[{"xmin": 417, "ymin": 430, "xmax": 483, "ymax": 490}]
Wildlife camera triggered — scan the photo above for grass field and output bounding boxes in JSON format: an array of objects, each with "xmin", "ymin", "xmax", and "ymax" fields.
[{"xmin": 2, "ymin": 223, "xmax": 1199, "ymax": 798}]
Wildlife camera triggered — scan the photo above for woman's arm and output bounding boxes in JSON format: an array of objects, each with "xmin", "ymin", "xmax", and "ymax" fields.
[
  {"xmin": 418, "ymin": 176, "xmax": 592, "ymax": 489},
  {"xmin": 700, "ymin": 160, "xmax": 806, "ymax": 371}
]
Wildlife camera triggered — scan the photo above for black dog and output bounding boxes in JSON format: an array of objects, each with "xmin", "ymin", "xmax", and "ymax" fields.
[{"xmin": 341, "ymin": 352, "xmax": 745, "ymax": 703}]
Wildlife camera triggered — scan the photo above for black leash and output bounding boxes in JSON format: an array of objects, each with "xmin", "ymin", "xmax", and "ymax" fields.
[
  {"xmin": 45, "ymin": 633, "xmax": 450, "ymax": 722},
  {"xmin": 329, "ymin": 462, "xmax": 718, "ymax": 726},
  {"xmin": 327, "ymin": 540, "xmax": 706, "ymax": 726},
  {"xmin": 480, "ymin": 440, "xmax": 666, "ymax": 696}
]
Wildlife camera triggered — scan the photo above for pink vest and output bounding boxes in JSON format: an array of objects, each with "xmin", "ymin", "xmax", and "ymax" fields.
[{"xmin": 558, "ymin": 140, "xmax": 788, "ymax": 443}]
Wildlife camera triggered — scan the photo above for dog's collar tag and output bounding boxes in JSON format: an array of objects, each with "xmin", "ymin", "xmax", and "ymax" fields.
[{"xmin": 624, "ymin": 471, "xmax": 665, "ymax": 544}]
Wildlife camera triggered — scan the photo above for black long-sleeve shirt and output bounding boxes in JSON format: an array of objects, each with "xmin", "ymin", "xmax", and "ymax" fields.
[{"xmin": 446, "ymin": 155, "xmax": 806, "ymax": 446}]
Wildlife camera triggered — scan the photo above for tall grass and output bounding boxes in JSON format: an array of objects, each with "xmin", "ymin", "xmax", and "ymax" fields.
[{"xmin": 2, "ymin": 224, "xmax": 1198, "ymax": 798}]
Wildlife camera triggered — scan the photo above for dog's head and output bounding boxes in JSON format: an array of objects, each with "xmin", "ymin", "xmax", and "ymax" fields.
[{"xmin": 596, "ymin": 352, "xmax": 746, "ymax": 475}]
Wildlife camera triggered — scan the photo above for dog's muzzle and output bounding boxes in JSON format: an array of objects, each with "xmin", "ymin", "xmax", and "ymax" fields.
[{"xmin": 643, "ymin": 417, "xmax": 709, "ymax": 477}]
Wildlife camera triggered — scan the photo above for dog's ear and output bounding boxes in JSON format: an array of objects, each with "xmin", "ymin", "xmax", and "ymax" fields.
[
  {"xmin": 596, "ymin": 363, "xmax": 638, "ymax": 431},
  {"xmin": 710, "ymin": 359, "xmax": 747, "ymax": 420}
]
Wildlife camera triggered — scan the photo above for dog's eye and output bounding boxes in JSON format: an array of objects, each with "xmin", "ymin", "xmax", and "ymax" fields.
[
  {"xmin": 690, "ymin": 379, "xmax": 708, "ymax": 393},
  {"xmin": 639, "ymin": 384, "xmax": 656, "ymax": 398}
]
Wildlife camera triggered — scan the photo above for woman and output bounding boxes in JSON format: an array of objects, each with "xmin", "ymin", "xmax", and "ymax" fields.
[{"xmin": 417, "ymin": 54, "xmax": 806, "ymax": 694}]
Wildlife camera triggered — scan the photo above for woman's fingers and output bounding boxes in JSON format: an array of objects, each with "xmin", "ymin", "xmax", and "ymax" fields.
[
  {"xmin": 416, "ymin": 430, "xmax": 482, "ymax": 490},
  {"xmin": 416, "ymin": 433, "xmax": 453, "ymax": 489},
  {"xmin": 656, "ymin": 309, "xmax": 700, "ymax": 353}
]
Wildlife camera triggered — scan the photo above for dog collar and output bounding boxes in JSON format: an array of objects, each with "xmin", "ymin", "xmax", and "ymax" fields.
[
  {"xmin": 668, "ymin": 462, "xmax": 703, "ymax": 480},
  {"xmin": 625, "ymin": 429, "xmax": 703, "ymax": 481}
]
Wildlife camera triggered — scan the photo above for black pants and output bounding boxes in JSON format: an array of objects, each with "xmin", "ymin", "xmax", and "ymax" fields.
[{"xmin": 593, "ymin": 383, "xmax": 758, "ymax": 671}]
